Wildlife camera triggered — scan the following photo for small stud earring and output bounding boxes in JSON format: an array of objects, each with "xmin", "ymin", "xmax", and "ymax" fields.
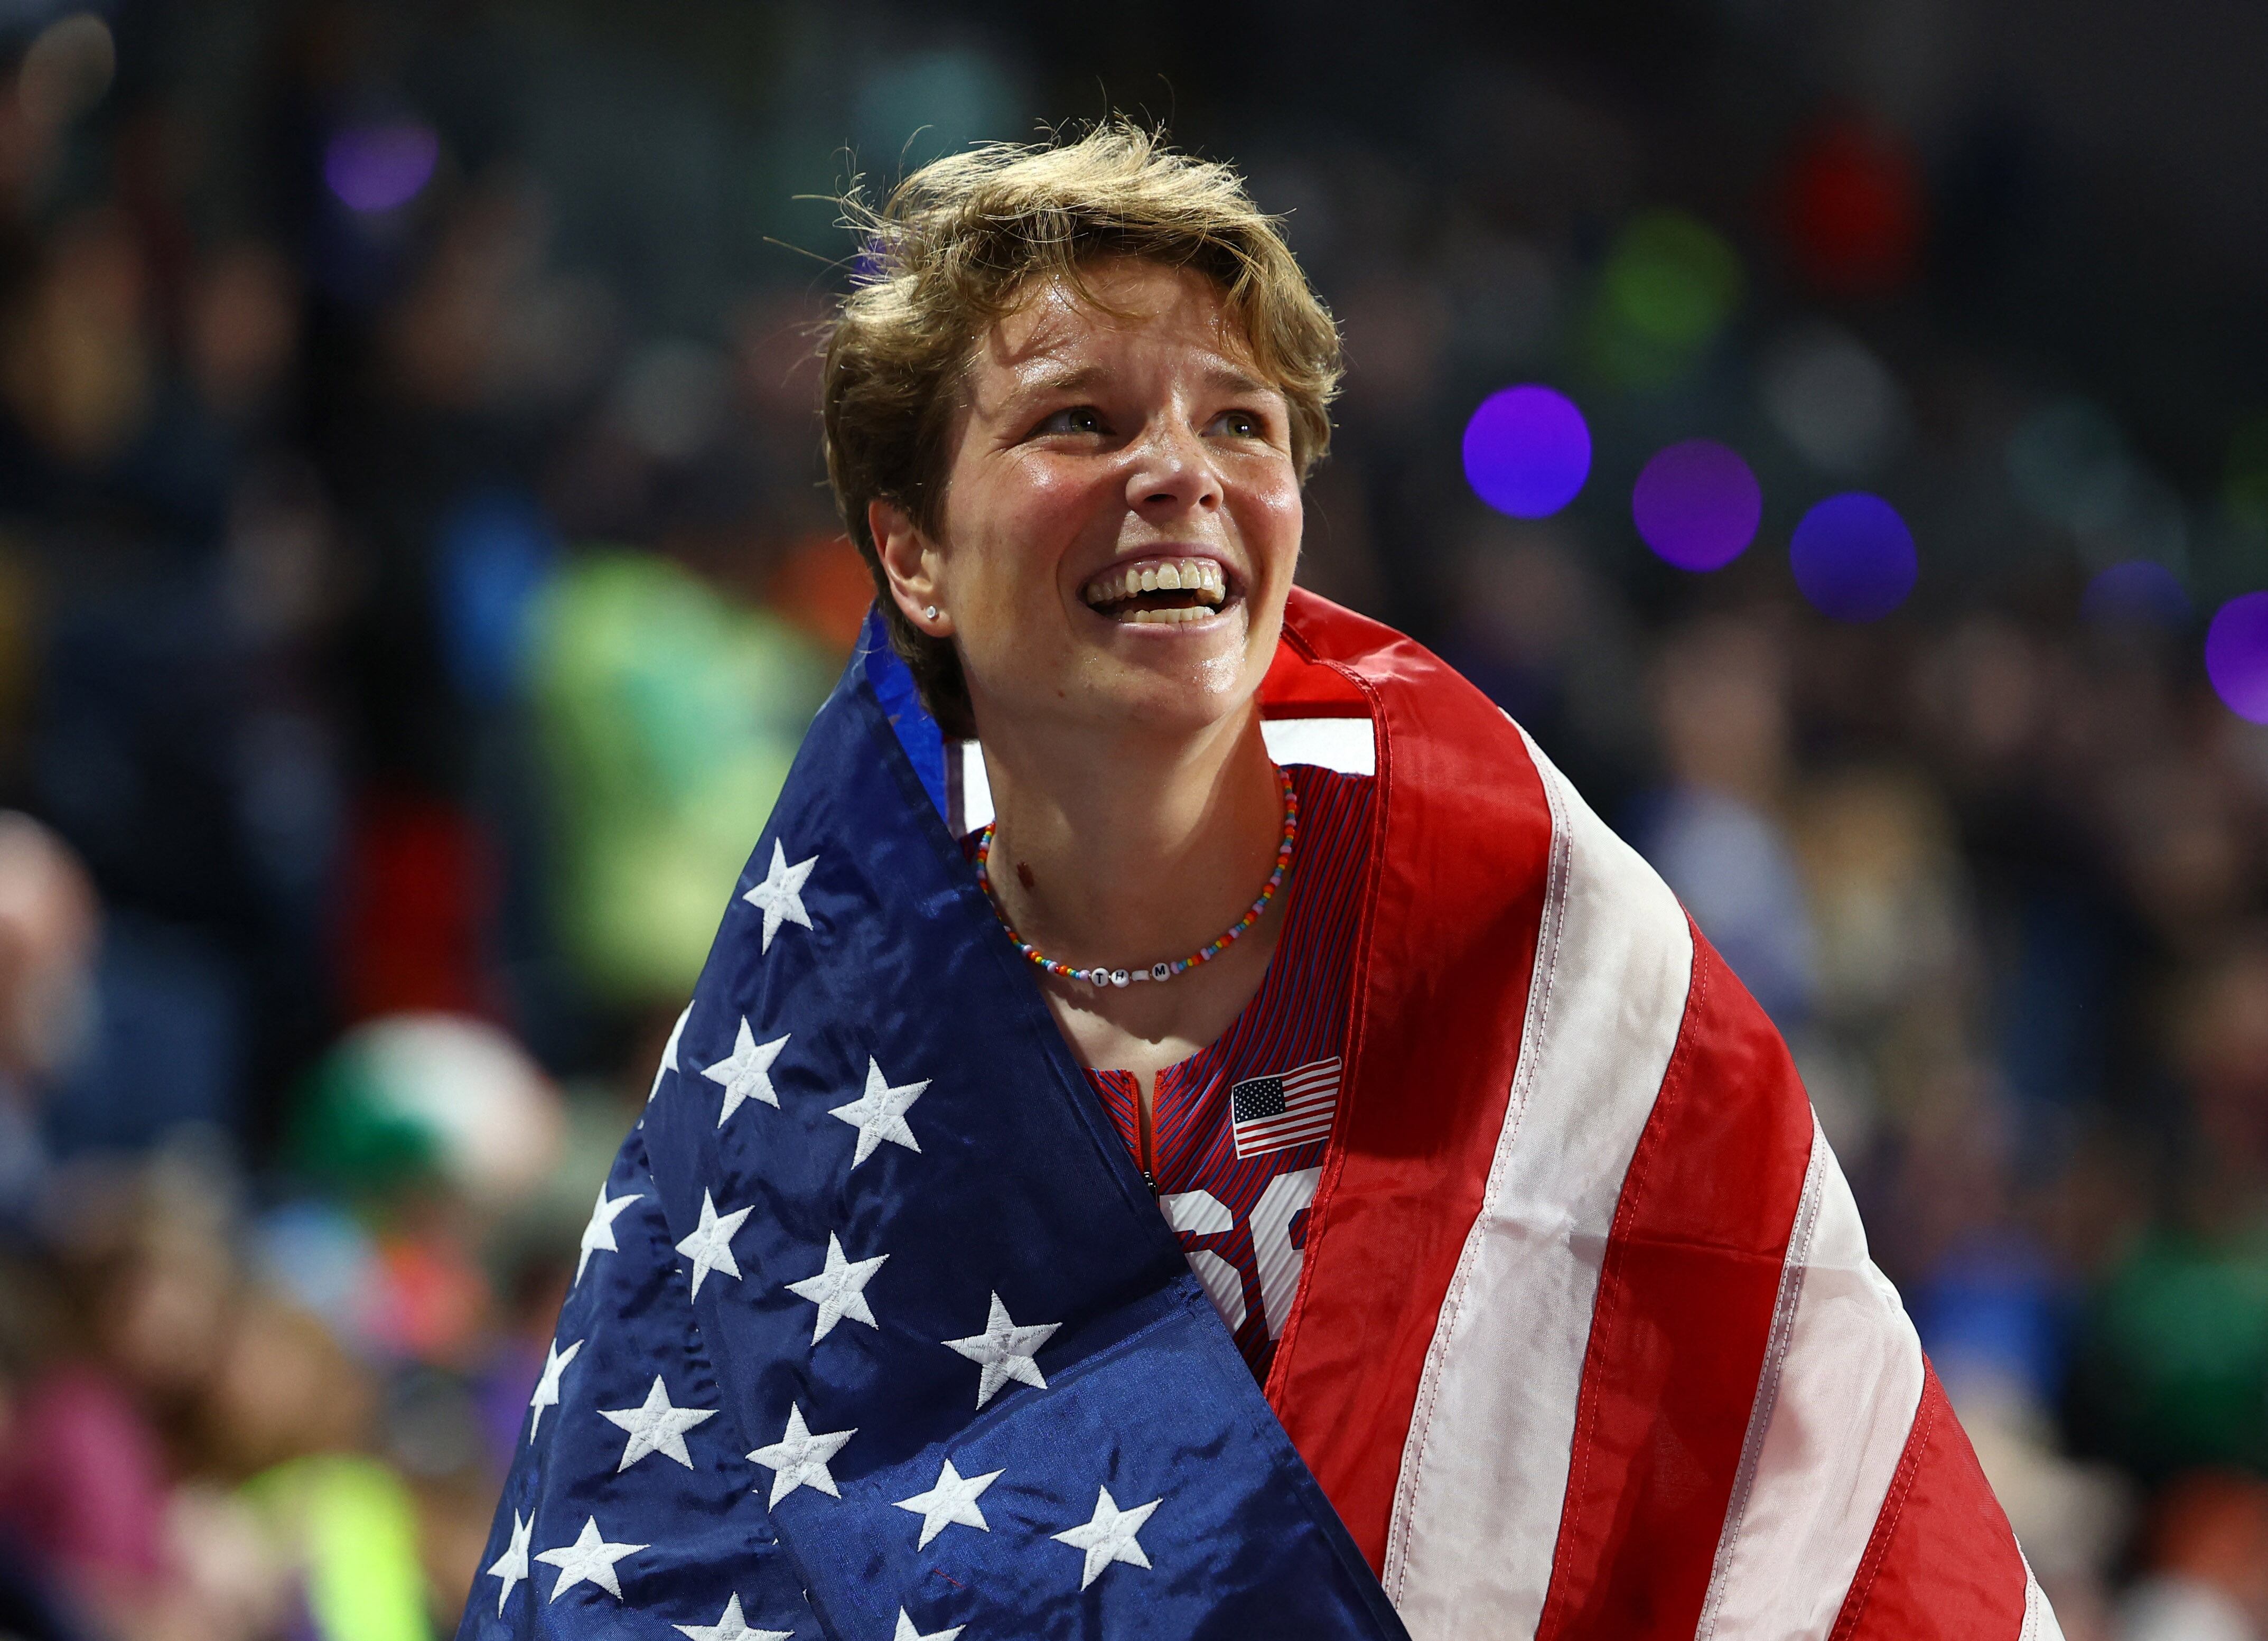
[{"xmin": 925, "ymin": 605, "xmax": 939, "ymax": 620}]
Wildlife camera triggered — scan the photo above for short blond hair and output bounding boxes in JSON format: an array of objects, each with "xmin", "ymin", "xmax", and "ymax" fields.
[{"xmin": 820, "ymin": 120, "xmax": 1342, "ymax": 736}]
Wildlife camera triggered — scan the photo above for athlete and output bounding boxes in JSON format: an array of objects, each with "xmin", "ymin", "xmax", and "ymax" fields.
[{"xmin": 462, "ymin": 122, "xmax": 2055, "ymax": 1641}]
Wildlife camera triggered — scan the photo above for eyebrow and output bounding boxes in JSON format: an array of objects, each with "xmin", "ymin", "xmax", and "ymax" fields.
[
  {"xmin": 1009, "ymin": 360, "xmax": 1281, "ymax": 402},
  {"xmin": 1016, "ymin": 364, "xmax": 1109, "ymax": 399},
  {"xmin": 1200, "ymin": 363, "xmax": 1276, "ymax": 397}
]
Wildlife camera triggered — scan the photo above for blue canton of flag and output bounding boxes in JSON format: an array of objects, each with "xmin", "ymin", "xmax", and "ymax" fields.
[{"xmin": 459, "ymin": 612, "xmax": 1409, "ymax": 1641}]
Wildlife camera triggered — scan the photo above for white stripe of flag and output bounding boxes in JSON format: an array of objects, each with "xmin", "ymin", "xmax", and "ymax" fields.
[{"xmin": 1229, "ymin": 1058, "xmax": 1342, "ymax": 1159}]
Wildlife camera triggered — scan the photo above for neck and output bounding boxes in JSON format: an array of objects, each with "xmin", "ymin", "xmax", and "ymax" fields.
[{"xmin": 974, "ymin": 701, "xmax": 1281, "ymax": 973}]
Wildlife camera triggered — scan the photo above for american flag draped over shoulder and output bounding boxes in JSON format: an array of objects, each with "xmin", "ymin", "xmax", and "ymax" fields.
[
  {"xmin": 462, "ymin": 591, "xmax": 2058, "ymax": 1641},
  {"xmin": 460, "ymin": 604, "xmax": 1402, "ymax": 1641},
  {"xmin": 1253, "ymin": 592, "xmax": 2059, "ymax": 1641}
]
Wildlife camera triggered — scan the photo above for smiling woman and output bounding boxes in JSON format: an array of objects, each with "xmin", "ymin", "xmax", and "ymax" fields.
[
  {"xmin": 820, "ymin": 129, "xmax": 1351, "ymax": 1133},
  {"xmin": 860, "ymin": 253, "xmax": 1317, "ymax": 1097},
  {"xmin": 462, "ymin": 123, "xmax": 2053, "ymax": 1641},
  {"xmin": 823, "ymin": 128, "xmax": 1339, "ymax": 737}
]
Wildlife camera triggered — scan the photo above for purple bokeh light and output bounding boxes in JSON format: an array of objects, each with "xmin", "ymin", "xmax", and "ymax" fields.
[
  {"xmin": 2082, "ymin": 560, "xmax": 2190, "ymax": 627},
  {"xmin": 2205, "ymin": 591, "xmax": 2268, "ymax": 724},
  {"xmin": 1789, "ymin": 492, "xmax": 1917, "ymax": 621},
  {"xmin": 1462, "ymin": 385, "xmax": 1591, "ymax": 518},
  {"xmin": 1632, "ymin": 440, "xmax": 1762, "ymax": 571},
  {"xmin": 324, "ymin": 122, "xmax": 440, "ymax": 214}
]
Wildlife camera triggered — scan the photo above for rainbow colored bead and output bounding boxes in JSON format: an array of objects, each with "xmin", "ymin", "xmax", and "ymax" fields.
[{"xmin": 973, "ymin": 766, "xmax": 1298, "ymax": 986}]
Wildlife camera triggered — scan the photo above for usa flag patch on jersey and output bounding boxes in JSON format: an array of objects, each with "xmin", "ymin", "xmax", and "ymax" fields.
[{"xmin": 1229, "ymin": 1058, "xmax": 1342, "ymax": 1158}]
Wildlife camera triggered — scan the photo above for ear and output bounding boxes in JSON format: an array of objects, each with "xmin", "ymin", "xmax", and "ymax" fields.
[{"xmin": 869, "ymin": 497, "xmax": 953, "ymax": 637}]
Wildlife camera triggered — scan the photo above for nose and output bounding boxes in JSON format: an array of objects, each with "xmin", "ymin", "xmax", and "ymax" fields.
[{"xmin": 1124, "ymin": 413, "xmax": 1222, "ymax": 520}]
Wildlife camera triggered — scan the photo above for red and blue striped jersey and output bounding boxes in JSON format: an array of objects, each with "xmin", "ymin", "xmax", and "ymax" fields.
[{"xmin": 1082, "ymin": 764, "xmax": 1376, "ymax": 1382}]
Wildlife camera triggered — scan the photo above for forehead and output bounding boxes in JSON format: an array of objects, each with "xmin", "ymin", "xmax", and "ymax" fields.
[{"xmin": 970, "ymin": 259, "xmax": 1263, "ymax": 391}]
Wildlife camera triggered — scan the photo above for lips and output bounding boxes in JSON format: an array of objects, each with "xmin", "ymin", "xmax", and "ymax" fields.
[{"xmin": 1079, "ymin": 556, "xmax": 1233, "ymax": 624}]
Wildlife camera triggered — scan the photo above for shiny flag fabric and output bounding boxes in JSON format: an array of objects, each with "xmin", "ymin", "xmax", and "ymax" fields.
[
  {"xmin": 1251, "ymin": 592, "xmax": 2060, "ymax": 1641},
  {"xmin": 459, "ymin": 604, "xmax": 1406, "ymax": 1640},
  {"xmin": 463, "ymin": 590, "xmax": 2058, "ymax": 1640}
]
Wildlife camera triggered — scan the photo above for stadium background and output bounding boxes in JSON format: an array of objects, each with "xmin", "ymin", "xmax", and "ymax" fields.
[{"xmin": 1, "ymin": 1, "xmax": 2266, "ymax": 1636}]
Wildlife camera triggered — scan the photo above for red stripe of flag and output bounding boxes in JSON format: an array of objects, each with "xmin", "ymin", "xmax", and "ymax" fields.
[
  {"xmin": 1830, "ymin": 1363, "xmax": 2028, "ymax": 1640},
  {"xmin": 1237, "ymin": 1121, "xmax": 1333, "ymax": 1154},
  {"xmin": 1533, "ymin": 925, "xmax": 1815, "ymax": 1639},
  {"xmin": 1262, "ymin": 596, "xmax": 1555, "ymax": 1568}
]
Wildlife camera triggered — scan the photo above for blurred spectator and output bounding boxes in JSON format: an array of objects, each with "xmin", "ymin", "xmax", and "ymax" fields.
[
  {"xmin": 1633, "ymin": 613, "xmax": 1819, "ymax": 1028},
  {"xmin": 2118, "ymin": 1472, "xmax": 2268, "ymax": 1641},
  {"xmin": 2071, "ymin": 935, "xmax": 2268, "ymax": 1484},
  {"xmin": 0, "ymin": 812, "xmax": 96, "ymax": 1218}
]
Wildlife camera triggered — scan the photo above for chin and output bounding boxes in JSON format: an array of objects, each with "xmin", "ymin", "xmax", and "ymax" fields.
[{"xmin": 1086, "ymin": 650, "xmax": 1262, "ymax": 738}]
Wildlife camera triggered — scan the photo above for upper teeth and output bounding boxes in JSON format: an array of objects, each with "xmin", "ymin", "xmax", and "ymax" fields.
[{"xmin": 1082, "ymin": 558, "xmax": 1228, "ymax": 607}]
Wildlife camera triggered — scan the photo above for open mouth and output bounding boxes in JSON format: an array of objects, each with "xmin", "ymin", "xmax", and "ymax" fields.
[{"xmin": 1079, "ymin": 556, "xmax": 1234, "ymax": 626}]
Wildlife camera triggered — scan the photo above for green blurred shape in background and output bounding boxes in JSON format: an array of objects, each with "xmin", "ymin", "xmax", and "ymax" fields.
[
  {"xmin": 2228, "ymin": 414, "xmax": 2268, "ymax": 533},
  {"xmin": 2077, "ymin": 1226, "xmax": 2268, "ymax": 1479},
  {"xmin": 285, "ymin": 1016, "xmax": 561, "ymax": 1205},
  {"xmin": 1586, "ymin": 209, "xmax": 1745, "ymax": 393},
  {"xmin": 529, "ymin": 551, "xmax": 834, "ymax": 1003},
  {"xmin": 244, "ymin": 1455, "xmax": 434, "ymax": 1641}
]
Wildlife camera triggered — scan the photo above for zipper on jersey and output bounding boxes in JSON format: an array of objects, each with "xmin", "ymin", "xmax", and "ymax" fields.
[{"xmin": 1138, "ymin": 1078, "xmax": 1158, "ymax": 1196}]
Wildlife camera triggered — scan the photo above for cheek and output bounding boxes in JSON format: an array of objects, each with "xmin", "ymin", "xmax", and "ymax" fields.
[
  {"xmin": 942, "ymin": 459, "xmax": 1096, "ymax": 595},
  {"xmin": 1240, "ymin": 474, "xmax": 1305, "ymax": 575}
]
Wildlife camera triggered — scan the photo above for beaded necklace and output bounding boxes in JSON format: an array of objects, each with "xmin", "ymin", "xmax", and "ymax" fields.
[{"xmin": 973, "ymin": 766, "xmax": 1298, "ymax": 989}]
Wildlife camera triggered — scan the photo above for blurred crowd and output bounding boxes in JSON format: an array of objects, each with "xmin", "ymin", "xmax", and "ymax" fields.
[{"xmin": 0, "ymin": 2, "xmax": 2263, "ymax": 1639}]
